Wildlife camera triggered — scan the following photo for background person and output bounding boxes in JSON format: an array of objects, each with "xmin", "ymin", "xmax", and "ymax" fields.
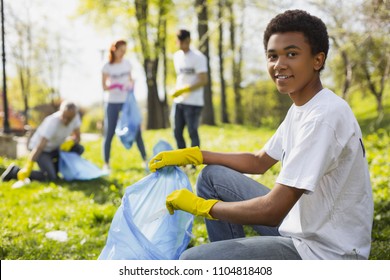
[
  {"xmin": 171, "ymin": 29, "xmax": 208, "ymax": 151},
  {"xmin": 149, "ymin": 10, "xmax": 374, "ymax": 260},
  {"xmin": 101, "ymin": 39, "xmax": 147, "ymax": 172},
  {"xmin": 1, "ymin": 101, "xmax": 84, "ymax": 182}
]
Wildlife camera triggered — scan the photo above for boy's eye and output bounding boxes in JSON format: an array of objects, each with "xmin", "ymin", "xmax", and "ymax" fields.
[
  {"xmin": 287, "ymin": 52, "xmax": 297, "ymax": 57},
  {"xmin": 267, "ymin": 54, "xmax": 277, "ymax": 61}
]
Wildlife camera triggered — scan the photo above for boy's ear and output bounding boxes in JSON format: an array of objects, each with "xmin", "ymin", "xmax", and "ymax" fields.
[{"xmin": 313, "ymin": 52, "xmax": 326, "ymax": 71}]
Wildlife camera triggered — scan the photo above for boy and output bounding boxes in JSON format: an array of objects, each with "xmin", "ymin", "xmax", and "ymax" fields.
[{"xmin": 149, "ymin": 10, "xmax": 373, "ymax": 259}]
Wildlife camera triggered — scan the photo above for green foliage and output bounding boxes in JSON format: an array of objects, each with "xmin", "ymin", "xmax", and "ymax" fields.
[
  {"xmin": 364, "ymin": 129, "xmax": 390, "ymax": 260},
  {"xmin": 351, "ymin": 91, "xmax": 390, "ymax": 134},
  {"xmin": 80, "ymin": 104, "xmax": 105, "ymax": 134},
  {"xmin": 217, "ymin": 79, "xmax": 292, "ymax": 128},
  {"xmin": 0, "ymin": 120, "xmax": 389, "ymax": 259}
]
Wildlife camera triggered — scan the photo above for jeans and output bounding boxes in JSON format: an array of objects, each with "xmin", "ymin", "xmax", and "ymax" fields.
[
  {"xmin": 103, "ymin": 102, "xmax": 146, "ymax": 164},
  {"xmin": 31, "ymin": 144, "xmax": 84, "ymax": 181},
  {"xmin": 173, "ymin": 103, "xmax": 203, "ymax": 149},
  {"xmin": 180, "ymin": 165, "xmax": 302, "ymax": 260}
]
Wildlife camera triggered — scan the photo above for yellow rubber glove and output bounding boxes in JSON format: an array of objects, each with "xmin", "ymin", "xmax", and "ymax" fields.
[
  {"xmin": 166, "ymin": 189, "xmax": 219, "ymax": 220},
  {"xmin": 17, "ymin": 160, "xmax": 34, "ymax": 181},
  {"xmin": 148, "ymin": 146, "xmax": 203, "ymax": 172},
  {"xmin": 60, "ymin": 139, "xmax": 75, "ymax": 152},
  {"xmin": 172, "ymin": 85, "xmax": 191, "ymax": 98}
]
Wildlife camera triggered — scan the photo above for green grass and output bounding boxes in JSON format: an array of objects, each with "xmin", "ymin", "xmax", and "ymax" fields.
[{"xmin": 0, "ymin": 120, "xmax": 389, "ymax": 259}]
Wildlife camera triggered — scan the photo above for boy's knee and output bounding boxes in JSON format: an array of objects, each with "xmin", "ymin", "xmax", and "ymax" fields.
[{"xmin": 197, "ymin": 165, "xmax": 224, "ymax": 197}]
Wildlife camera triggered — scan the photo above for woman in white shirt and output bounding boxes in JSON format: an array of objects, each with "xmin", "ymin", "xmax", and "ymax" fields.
[{"xmin": 102, "ymin": 40, "xmax": 147, "ymax": 172}]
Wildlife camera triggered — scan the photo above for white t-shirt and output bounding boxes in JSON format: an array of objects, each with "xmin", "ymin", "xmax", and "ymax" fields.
[
  {"xmin": 102, "ymin": 59, "xmax": 132, "ymax": 103},
  {"xmin": 29, "ymin": 111, "xmax": 81, "ymax": 152},
  {"xmin": 264, "ymin": 88, "xmax": 373, "ymax": 259},
  {"xmin": 173, "ymin": 48, "xmax": 208, "ymax": 106}
]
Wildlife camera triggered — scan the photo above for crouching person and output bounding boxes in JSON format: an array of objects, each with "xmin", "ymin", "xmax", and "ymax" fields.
[{"xmin": 1, "ymin": 101, "xmax": 84, "ymax": 182}]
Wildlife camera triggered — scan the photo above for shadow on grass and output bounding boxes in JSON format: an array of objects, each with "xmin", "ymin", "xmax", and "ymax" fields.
[
  {"xmin": 0, "ymin": 165, "xmax": 147, "ymax": 207},
  {"xmin": 58, "ymin": 176, "xmax": 125, "ymax": 206}
]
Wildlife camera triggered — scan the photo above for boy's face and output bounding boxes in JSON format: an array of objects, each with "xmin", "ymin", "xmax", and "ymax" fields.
[
  {"xmin": 178, "ymin": 37, "xmax": 191, "ymax": 52},
  {"xmin": 266, "ymin": 32, "xmax": 324, "ymax": 104}
]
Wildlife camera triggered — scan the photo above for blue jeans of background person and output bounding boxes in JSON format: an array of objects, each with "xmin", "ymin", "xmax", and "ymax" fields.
[
  {"xmin": 31, "ymin": 144, "xmax": 84, "ymax": 181},
  {"xmin": 179, "ymin": 165, "xmax": 302, "ymax": 260},
  {"xmin": 103, "ymin": 102, "xmax": 146, "ymax": 164},
  {"xmin": 173, "ymin": 103, "xmax": 203, "ymax": 149}
]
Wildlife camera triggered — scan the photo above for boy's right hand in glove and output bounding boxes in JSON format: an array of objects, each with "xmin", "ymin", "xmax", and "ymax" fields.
[{"xmin": 148, "ymin": 146, "xmax": 203, "ymax": 172}]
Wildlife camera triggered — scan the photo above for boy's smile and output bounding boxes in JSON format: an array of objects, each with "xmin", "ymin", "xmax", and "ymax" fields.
[{"xmin": 266, "ymin": 32, "xmax": 324, "ymax": 106}]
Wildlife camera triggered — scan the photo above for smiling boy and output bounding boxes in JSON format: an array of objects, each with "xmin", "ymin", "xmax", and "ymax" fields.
[{"xmin": 149, "ymin": 10, "xmax": 374, "ymax": 259}]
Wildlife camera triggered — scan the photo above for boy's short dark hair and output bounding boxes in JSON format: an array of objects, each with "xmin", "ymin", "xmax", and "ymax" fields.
[
  {"xmin": 177, "ymin": 29, "xmax": 191, "ymax": 41},
  {"xmin": 263, "ymin": 9, "xmax": 329, "ymax": 71}
]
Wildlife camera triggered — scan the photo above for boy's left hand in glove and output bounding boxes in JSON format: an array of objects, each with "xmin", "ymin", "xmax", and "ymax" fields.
[{"xmin": 166, "ymin": 189, "xmax": 219, "ymax": 220}]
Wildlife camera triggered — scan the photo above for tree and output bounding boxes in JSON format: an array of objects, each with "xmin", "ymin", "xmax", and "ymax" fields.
[
  {"xmin": 196, "ymin": 0, "xmax": 215, "ymax": 125},
  {"xmin": 217, "ymin": 0, "xmax": 229, "ymax": 123},
  {"xmin": 311, "ymin": 0, "xmax": 356, "ymax": 99},
  {"xmin": 353, "ymin": 35, "xmax": 390, "ymax": 116},
  {"xmin": 38, "ymin": 32, "xmax": 65, "ymax": 104},
  {"xmin": 359, "ymin": 0, "xmax": 390, "ymax": 118},
  {"xmin": 8, "ymin": 3, "xmax": 33, "ymax": 125},
  {"xmin": 312, "ymin": 0, "xmax": 389, "ymax": 118},
  {"xmin": 363, "ymin": 0, "xmax": 390, "ymax": 29},
  {"xmin": 6, "ymin": 0, "xmax": 65, "ymax": 126},
  {"xmin": 78, "ymin": 0, "xmax": 171, "ymax": 129},
  {"xmin": 227, "ymin": 0, "xmax": 244, "ymax": 124},
  {"xmin": 134, "ymin": 0, "xmax": 170, "ymax": 129}
]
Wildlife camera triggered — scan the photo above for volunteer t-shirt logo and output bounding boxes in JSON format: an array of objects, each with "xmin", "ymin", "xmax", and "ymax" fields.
[
  {"xmin": 359, "ymin": 138, "xmax": 366, "ymax": 158},
  {"xmin": 112, "ymin": 71, "xmax": 130, "ymax": 79},
  {"xmin": 281, "ymin": 150, "xmax": 286, "ymax": 167},
  {"xmin": 180, "ymin": 67, "xmax": 195, "ymax": 74}
]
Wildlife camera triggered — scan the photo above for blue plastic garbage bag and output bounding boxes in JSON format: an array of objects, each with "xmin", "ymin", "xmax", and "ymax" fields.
[
  {"xmin": 59, "ymin": 151, "xmax": 108, "ymax": 181},
  {"xmin": 98, "ymin": 166, "xmax": 194, "ymax": 260},
  {"xmin": 153, "ymin": 139, "xmax": 173, "ymax": 155},
  {"xmin": 115, "ymin": 90, "xmax": 142, "ymax": 149}
]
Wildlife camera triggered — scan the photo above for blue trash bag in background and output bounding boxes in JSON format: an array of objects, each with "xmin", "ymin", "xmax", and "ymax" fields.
[
  {"xmin": 98, "ymin": 140, "xmax": 193, "ymax": 260},
  {"xmin": 153, "ymin": 139, "xmax": 174, "ymax": 155},
  {"xmin": 59, "ymin": 152, "xmax": 108, "ymax": 181},
  {"xmin": 115, "ymin": 90, "xmax": 142, "ymax": 149}
]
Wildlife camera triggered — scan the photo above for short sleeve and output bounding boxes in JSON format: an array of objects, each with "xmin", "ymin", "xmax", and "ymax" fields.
[
  {"xmin": 264, "ymin": 122, "xmax": 284, "ymax": 161},
  {"xmin": 195, "ymin": 53, "xmax": 208, "ymax": 74},
  {"xmin": 276, "ymin": 121, "xmax": 341, "ymax": 192},
  {"xmin": 102, "ymin": 63, "xmax": 109, "ymax": 74}
]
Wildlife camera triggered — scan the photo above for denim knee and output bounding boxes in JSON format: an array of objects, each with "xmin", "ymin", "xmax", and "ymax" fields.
[{"xmin": 196, "ymin": 165, "xmax": 226, "ymax": 199}]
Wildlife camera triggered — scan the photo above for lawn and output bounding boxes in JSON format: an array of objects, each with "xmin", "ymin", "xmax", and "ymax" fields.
[{"xmin": 0, "ymin": 123, "xmax": 389, "ymax": 260}]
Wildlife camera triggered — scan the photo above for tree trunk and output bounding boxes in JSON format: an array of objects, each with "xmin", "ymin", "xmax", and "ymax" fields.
[
  {"xmin": 156, "ymin": 0, "xmax": 169, "ymax": 128},
  {"xmin": 159, "ymin": 6, "xmax": 169, "ymax": 126},
  {"xmin": 18, "ymin": 69, "xmax": 29, "ymax": 126},
  {"xmin": 362, "ymin": 59, "xmax": 385, "ymax": 116},
  {"xmin": 196, "ymin": 0, "xmax": 215, "ymax": 125},
  {"xmin": 218, "ymin": 0, "xmax": 229, "ymax": 123},
  {"xmin": 135, "ymin": 0, "xmax": 168, "ymax": 129},
  {"xmin": 341, "ymin": 50, "xmax": 352, "ymax": 100},
  {"xmin": 228, "ymin": 0, "xmax": 244, "ymax": 124},
  {"xmin": 330, "ymin": 36, "xmax": 353, "ymax": 100},
  {"xmin": 145, "ymin": 59, "xmax": 166, "ymax": 129},
  {"xmin": 375, "ymin": 94, "xmax": 383, "ymax": 115}
]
